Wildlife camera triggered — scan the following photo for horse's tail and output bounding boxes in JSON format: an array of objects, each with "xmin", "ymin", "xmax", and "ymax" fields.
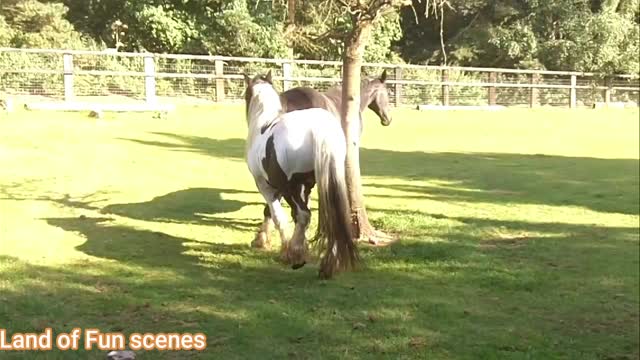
[{"xmin": 312, "ymin": 111, "xmax": 359, "ymax": 279}]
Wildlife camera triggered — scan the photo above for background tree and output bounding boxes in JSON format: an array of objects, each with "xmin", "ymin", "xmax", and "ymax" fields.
[
  {"xmin": 1, "ymin": 0, "xmax": 637, "ymax": 74},
  {"xmin": 0, "ymin": 0, "xmax": 94, "ymax": 49},
  {"xmin": 336, "ymin": 0, "xmax": 450, "ymax": 244},
  {"xmin": 398, "ymin": 0, "xmax": 639, "ymax": 74}
]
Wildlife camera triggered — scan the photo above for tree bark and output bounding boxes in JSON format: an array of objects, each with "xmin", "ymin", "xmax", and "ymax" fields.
[
  {"xmin": 340, "ymin": 19, "xmax": 381, "ymax": 244},
  {"xmin": 286, "ymin": 0, "xmax": 297, "ymax": 58},
  {"xmin": 601, "ymin": 0, "xmax": 621, "ymax": 12},
  {"xmin": 287, "ymin": 0, "xmax": 296, "ymax": 24}
]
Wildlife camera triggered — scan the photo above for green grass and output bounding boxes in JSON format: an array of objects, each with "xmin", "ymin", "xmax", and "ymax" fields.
[{"xmin": 0, "ymin": 105, "xmax": 638, "ymax": 359}]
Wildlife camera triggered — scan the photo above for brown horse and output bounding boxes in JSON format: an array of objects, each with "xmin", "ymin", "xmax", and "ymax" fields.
[{"xmin": 280, "ymin": 70, "xmax": 393, "ymax": 133}]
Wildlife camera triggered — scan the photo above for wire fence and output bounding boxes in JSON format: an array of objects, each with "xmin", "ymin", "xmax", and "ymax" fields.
[{"xmin": 1, "ymin": 47, "xmax": 639, "ymax": 109}]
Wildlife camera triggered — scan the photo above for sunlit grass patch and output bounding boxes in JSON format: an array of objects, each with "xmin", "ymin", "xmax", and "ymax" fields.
[{"xmin": 0, "ymin": 106, "xmax": 638, "ymax": 359}]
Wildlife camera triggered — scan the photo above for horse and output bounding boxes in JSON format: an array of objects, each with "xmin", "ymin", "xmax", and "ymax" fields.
[
  {"xmin": 243, "ymin": 71, "xmax": 358, "ymax": 279},
  {"xmin": 281, "ymin": 70, "xmax": 393, "ymax": 133},
  {"xmin": 246, "ymin": 70, "xmax": 393, "ymax": 246}
]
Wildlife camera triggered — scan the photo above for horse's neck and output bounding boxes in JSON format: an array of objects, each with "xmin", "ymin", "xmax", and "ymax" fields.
[
  {"xmin": 324, "ymin": 87, "xmax": 342, "ymax": 107},
  {"xmin": 247, "ymin": 99, "xmax": 281, "ymax": 145},
  {"xmin": 324, "ymin": 84, "xmax": 366, "ymax": 136},
  {"xmin": 325, "ymin": 83, "xmax": 370, "ymax": 112},
  {"xmin": 359, "ymin": 85, "xmax": 374, "ymax": 111}
]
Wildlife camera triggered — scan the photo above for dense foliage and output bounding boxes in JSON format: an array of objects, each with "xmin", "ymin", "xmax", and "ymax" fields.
[
  {"xmin": 0, "ymin": 0, "xmax": 638, "ymax": 74},
  {"xmin": 399, "ymin": 0, "xmax": 640, "ymax": 73}
]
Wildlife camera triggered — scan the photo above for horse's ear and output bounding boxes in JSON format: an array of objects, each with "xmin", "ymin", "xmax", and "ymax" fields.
[
  {"xmin": 380, "ymin": 69, "xmax": 388, "ymax": 83},
  {"xmin": 265, "ymin": 70, "xmax": 273, "ymax": 84},
  {"xmin": 244, "ymin": 73, "xmax": 251, "ymax": 87}
]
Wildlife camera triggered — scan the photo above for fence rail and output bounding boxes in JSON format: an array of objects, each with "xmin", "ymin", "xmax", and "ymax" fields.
[{"xmin": 1, "ymin": 47, "xmax": 639, "ymax": 109}]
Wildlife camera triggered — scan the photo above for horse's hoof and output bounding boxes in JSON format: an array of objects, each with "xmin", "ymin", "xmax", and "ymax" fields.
[{"xmin": 291, "ymin": 261, "xmax": 306, "ymax": 270}]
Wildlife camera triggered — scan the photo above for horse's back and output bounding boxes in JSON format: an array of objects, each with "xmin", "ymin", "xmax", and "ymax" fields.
[
  {"xmin": 281, "ymin": 87, "xmax": 339, "ymax": 117},
  {"xmin": 281, "ymin": 87, "xmax": 321, "ymax": 110},
  {"xmin": 277, "ymin": 108, "xmax": 342, "ymax": 144},
  {"xmin": 255, "ymin": 108, "xmax": 343, "ymax": 180}
]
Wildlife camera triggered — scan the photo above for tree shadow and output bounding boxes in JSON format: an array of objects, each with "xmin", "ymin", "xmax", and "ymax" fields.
[
  {"xmin": 1, "ymin": 183, "xmax": 263, "ymax": 232},
  {"xmin": 44, "ymin": 217, "xmax": 265, "ymax": 272},
  {"xmin": 5, "ymin": 210, "xmax": 639, "ymax": 359},
  {"xmin": 0, "ymin": 180, "xmax": 109, "ymax": 211},
  {"xmin": 361, "ymin": 149, "xmax": 640, "ymax": 215},
  {"xmin": 5, "ymin": 164, "xmax": 638, "ymax": 359},
  {"xmin": 118, "ymin": 133, "xmax": 244, "ymax": 160},
  {"xmin": 371, "ymin": 207, "xmax": 639, "ymax": 251},
  {"xmin": 0, "ymin": 251, "xmax": 329, "ymax": 360},
  {"xmin": 113, "ymin": 132, "xmax": 639, "ymax": 215},
  {"xmin": 101, "ymin": 187, "xmax": 262, "ymax": 231}
]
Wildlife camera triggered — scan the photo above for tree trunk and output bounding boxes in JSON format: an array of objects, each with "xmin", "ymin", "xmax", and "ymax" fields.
[
  {"xmin": 614, "ymin": 0, "xmax": 636, "ymax": 15},
  {"xmin": 601, "ymin": 0, "xmax": 621, "ymax": 12},
  {"xmin": 340, "ymin": 20, "xmax": 381, "ymax": 244},
  {"xmin": 286, "ymin": 0, "xmax": 296, "ymax": 58},
  {"xmin": 287, "ymin": 0, "xmax": 296, "ymax": 23}
]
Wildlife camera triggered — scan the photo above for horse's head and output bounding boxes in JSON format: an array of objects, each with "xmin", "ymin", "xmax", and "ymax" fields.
[
  {"xmin": 365, "ymin": 70, "xmax": 392, "ymax": 126},
  {"xmin": 243, "ymin": 70, "xmax": 274, "ymax": 105},
  {"xmin": 243, "ymin": 71, "xmax": 281, "ymax": 121}
]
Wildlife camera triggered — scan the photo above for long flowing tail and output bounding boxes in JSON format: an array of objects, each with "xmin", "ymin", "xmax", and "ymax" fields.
[{"xmin": 312, "ymin": 116, "xmax": 359, "ymax": 279}]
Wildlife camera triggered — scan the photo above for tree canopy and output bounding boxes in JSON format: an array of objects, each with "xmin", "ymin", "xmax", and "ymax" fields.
[{"xmin": 0, "ymin": 0, "xmax": 638, "ymax": 74}]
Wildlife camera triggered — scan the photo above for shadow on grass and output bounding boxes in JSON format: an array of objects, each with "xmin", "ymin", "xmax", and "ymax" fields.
[
  {"xmin": 119, "ymin": 133, "xmax": 245, "ymax": 160},
  {"xmin": 117, "ymin": 132, "xmax": 639, "ymax": 215},
  {"xmin": 360, "ymin": 149, "xmax": 639, "ymax": 215},
  {"xmin": 4, "ymin": 208, "xmax": 639, "ymax": 359},
  {"xmin": 3, "ymin": 116, "xmax": 638, "ymax": 358},
  {"xmin": 101, "ymin": 187, "xmax": 262, "ymax": 231},
  {"xmin": 4, "ymin": 211, "xmax": 479, "ymax": 359},
  {"xmin": 0, "ymin": 183, "xmax": 263, "ymax": 233},
  {"xmin": 0, "ymin": 182, "xmax": 108, "ymax": 212}
]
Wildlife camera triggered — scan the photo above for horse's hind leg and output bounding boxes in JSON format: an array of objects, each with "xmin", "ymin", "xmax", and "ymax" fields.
[
  {"xmin": 256, "ymin": 180, "xmax": 291, "ymax": 258},
  {"xmin": 285, "ymin": 183, "xmax": 312, "ymax": 269},
  {"xmin": 251, "ymin": 204, "xmax": 273, "ymax": 249}
]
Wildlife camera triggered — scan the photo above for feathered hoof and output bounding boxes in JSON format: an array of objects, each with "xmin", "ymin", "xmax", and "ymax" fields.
[
  {"xmin": 318, "ymin": 268, "xmax": 333, "ymax": 280},
  {"xmin": 287, "ymin": 244, "xmax": 308, "ymax": 267},
  {"xmin": 291, "ymin": 261, "xmax": 306, "ymax": 270},
  {"xmin": 251, "ymin": 231, "xmax": 270, "ymax": 249},
  {"xmin": 278, "ymin": 242, "xmax": 291, "ymax": 263}
]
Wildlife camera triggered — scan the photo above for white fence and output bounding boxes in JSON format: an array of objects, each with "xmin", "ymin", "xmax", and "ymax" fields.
[{"xmin": 1, "ymin": 47, "xmax": 639, "ymax": 108}]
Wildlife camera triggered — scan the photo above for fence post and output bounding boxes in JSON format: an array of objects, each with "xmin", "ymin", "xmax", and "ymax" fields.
[
  {"xmin": 570, "ymin": 74, "xmax": 577, "ymax": 108},
  {"xmin": 441, "ymin": 69, "xmax": 449, "ymax": 106},
  {"xmin": 529, "ymin": 73, "xmax": 539, "ymax": 108},
  {"xmin": 144, "ymin": 55, "xmax": 156, "ymax": 104},
  {"xmin": 604, "ymin": 77, "xmax": 612, "ymax": 105},
  {"xmin": 487, "ymin": 72, "xmax": 497, "ymax": 106},
  {"xmin": 394, "ymin": 67, "xmax": 402, "ymax": 107},
  {"xmin": 214, "ymin": 59, "xmax": 225, "ymax": 102},
  {"xmin": 282, "ymin": 61, "xmax": 293, "ymax": 91},
  {"xmin": 63, "ymin": 53, "xmax": 74, "ymax": 101}
]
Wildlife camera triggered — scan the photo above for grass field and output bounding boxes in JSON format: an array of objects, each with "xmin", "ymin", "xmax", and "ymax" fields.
[{"xmin": 0, "ymin": 105, "xmax": 638, "ymax": 359}]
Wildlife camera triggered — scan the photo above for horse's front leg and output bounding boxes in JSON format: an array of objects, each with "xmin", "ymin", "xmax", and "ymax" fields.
[{"xmin": 251, "ymin": 204, "xmax": 274, "ymax": 249}]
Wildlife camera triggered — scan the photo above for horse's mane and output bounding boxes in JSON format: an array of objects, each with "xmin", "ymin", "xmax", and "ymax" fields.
[{"xmin": 247, "ymin": 83, "xmax": 283, "ymax": 141}]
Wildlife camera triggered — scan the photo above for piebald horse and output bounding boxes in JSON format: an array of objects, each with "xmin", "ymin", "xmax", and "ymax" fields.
[
  {"xmin": 250, "ymin": 70, "xmax": 393, "ymax": 246},
  {"xmin": 243, "ymin": 72, "xmax": 358, "ymax": 279}
]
